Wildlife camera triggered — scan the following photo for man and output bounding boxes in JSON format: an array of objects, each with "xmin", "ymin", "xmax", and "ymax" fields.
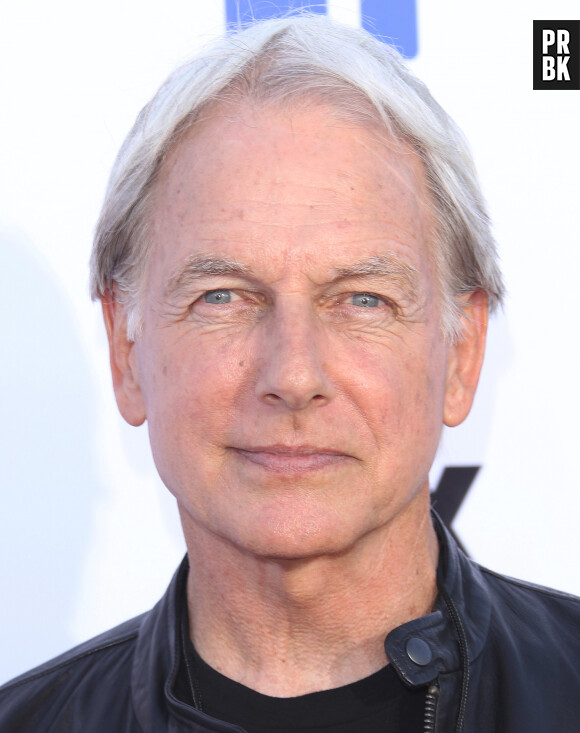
[{"xmin": 1, "ymin": 14, "xmax": 578, "ymax": 733}]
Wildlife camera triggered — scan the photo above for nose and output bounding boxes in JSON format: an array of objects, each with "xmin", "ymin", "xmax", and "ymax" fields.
[{"xmin": 255, "ymin": 300, "xmax": 334, "ymax": 410}]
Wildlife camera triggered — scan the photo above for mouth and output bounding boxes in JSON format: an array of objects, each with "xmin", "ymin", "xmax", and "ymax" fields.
[{"xmin": 231, "ymin": 445, "xmax": 353, "ymax": 475}]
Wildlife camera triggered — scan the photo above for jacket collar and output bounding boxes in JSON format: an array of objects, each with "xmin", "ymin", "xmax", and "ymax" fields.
[
  {"xmin": 131, "ymin": 557, "xmax": 243, "ymax": 732},
  {"xmin": 385, "ymin": 512, "xmax": 491, "ymax": 687},
  {"xmin": 131, "ymin": 512, "xmax": 492, "ymax": 730}
]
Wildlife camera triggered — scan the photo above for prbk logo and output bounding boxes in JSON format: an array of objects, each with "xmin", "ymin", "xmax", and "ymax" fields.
[{"xmin": 533, "ymin": 20, "xmax": 580, "ymax": 89}]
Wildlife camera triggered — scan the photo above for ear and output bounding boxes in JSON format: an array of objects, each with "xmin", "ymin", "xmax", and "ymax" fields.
[
  {"xmin": 443, "ymin": 290, "xmax": 489, "ymax": 428},
  {"xmin": 101, "ymin": 293, "xmax": 146, "ymax": 427}
]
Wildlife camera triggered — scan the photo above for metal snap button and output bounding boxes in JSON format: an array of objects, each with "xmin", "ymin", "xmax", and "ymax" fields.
[{"xmin": 405, "ymin": 637, "xmax": 432, "ymax": 666}]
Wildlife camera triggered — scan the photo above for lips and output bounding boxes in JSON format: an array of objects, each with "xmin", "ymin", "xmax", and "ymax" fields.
[{"xmin": 231, "ymin": 445, "xmax": 352, "ymax": 474}]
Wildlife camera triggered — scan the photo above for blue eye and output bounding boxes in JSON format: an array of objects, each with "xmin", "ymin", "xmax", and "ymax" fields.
[
  {"xmin": 351, "ymin": 293, "xmax": 380, "ymax": 307},
  {"xmin": 203, "ymin": 289, "xmax": 232, "ymax": 304}
]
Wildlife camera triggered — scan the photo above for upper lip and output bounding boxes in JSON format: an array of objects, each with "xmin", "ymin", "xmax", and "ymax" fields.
[{"xmin": 234, "ymin": 444, "xmax": 348, "ymax": 456}]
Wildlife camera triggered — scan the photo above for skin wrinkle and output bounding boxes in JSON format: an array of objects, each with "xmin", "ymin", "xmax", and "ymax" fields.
[{"xmin": 160, "ymin": 292, "xmax": 425, "ymax": 350}]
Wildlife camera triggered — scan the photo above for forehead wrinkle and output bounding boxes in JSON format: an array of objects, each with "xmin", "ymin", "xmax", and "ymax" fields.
[
  {"xmin": 193, "ymin": 214, "xmax": 422, "ymax": 241},
  {"xmin": 164, "ymin": 253, "xmax": 253, "ymax": 300},
  {"xmin": 214, "ymin": 182, "xmax": 410, "ymax": 210}
]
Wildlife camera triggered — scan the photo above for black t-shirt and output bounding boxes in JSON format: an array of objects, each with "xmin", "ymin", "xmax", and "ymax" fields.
[{"xmin": 174, "ymin": 595, "xmax": 426, "ymax": 732}]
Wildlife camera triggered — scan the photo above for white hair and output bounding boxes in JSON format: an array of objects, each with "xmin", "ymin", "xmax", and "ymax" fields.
[{"xmin": 90, "ymin": 14, "xmax": 505, "ymax": 341}]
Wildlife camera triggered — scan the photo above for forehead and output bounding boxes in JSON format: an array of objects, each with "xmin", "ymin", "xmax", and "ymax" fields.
[{"xmin": 150, "ymin": 103, "xmax": 433, "ymax": 281}]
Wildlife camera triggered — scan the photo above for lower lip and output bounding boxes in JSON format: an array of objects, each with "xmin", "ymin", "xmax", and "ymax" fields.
[{"xmin": 233, "ymin": 449, "xmax": 350, "ymax": 475}]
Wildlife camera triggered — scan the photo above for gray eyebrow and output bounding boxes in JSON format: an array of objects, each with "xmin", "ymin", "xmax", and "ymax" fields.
[
  {"xmin": 331, "ymin": 254, "xmax": 419, "ymax": 298},
  {"xmin": 164, "ymin": 254, "xmax": 253, "ymax": 299},
  {"xmin": 164, "ymin": 252, "xmax": 420, "ymax": 300}
]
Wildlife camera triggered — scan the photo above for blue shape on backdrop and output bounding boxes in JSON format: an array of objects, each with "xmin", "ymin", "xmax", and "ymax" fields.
[
  {"xmin": 225, "ymin": 0, "xmax": 326, "ymax": 25},
  {"xmin": 361, "ymin": 0, "xmax": 418, "ymax": 57},
  {"xmin": 225, "ymin": 1, "xmax": 417, "ymax": 59}
]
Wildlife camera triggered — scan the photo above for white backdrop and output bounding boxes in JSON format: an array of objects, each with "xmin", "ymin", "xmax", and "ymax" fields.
[{"xmin": 1, "ymin": 0, "xmax": 579, "ymax": 685}]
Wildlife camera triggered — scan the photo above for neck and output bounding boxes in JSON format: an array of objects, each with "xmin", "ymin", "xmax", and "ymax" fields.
[{"xmin": 181, "ymin": 492, "xmax": 438, "ymax": 697}]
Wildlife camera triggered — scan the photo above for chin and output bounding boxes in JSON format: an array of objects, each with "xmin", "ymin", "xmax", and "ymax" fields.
[
  {"xmin": 221, "ymin": 507, "xmax": 372, "ymax": 561},
  {"xmin": 240, "ymin": 534, "xmax": 344, "ymax": 561}
]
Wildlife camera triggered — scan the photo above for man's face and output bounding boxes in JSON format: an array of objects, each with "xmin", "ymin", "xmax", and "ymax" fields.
[{"xmin": 111, "ymin": 104, "xmax": 480, "ymax": 559}]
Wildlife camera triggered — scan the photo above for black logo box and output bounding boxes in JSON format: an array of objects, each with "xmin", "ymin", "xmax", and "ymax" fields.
[{"xmin": 533, "ymin": 20, "xmax": 580, "ymax": 89}]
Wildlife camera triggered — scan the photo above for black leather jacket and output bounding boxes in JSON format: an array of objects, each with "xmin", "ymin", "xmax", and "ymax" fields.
[{"xmin": 1, "ymin": 516, "xmax": 580, "ymax": 732}]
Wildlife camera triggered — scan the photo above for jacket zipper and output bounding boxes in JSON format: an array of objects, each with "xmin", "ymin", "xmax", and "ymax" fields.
[
  {"xmin": 423, "ymin": 682, "xmax": 439, "ymax": 732},
  {"xmin": 438, "ymin": 587, "xmax": 470, "ymax": 732}
]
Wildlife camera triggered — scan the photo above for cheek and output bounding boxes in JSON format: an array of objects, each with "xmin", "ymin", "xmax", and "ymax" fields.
[
  {"xmin": 143, "ymin": 338, "xmax": 247, "ymax": 460},
  {"xmin": 345, "ymin": 339, "xmax": 446, "ymax": 441}
]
